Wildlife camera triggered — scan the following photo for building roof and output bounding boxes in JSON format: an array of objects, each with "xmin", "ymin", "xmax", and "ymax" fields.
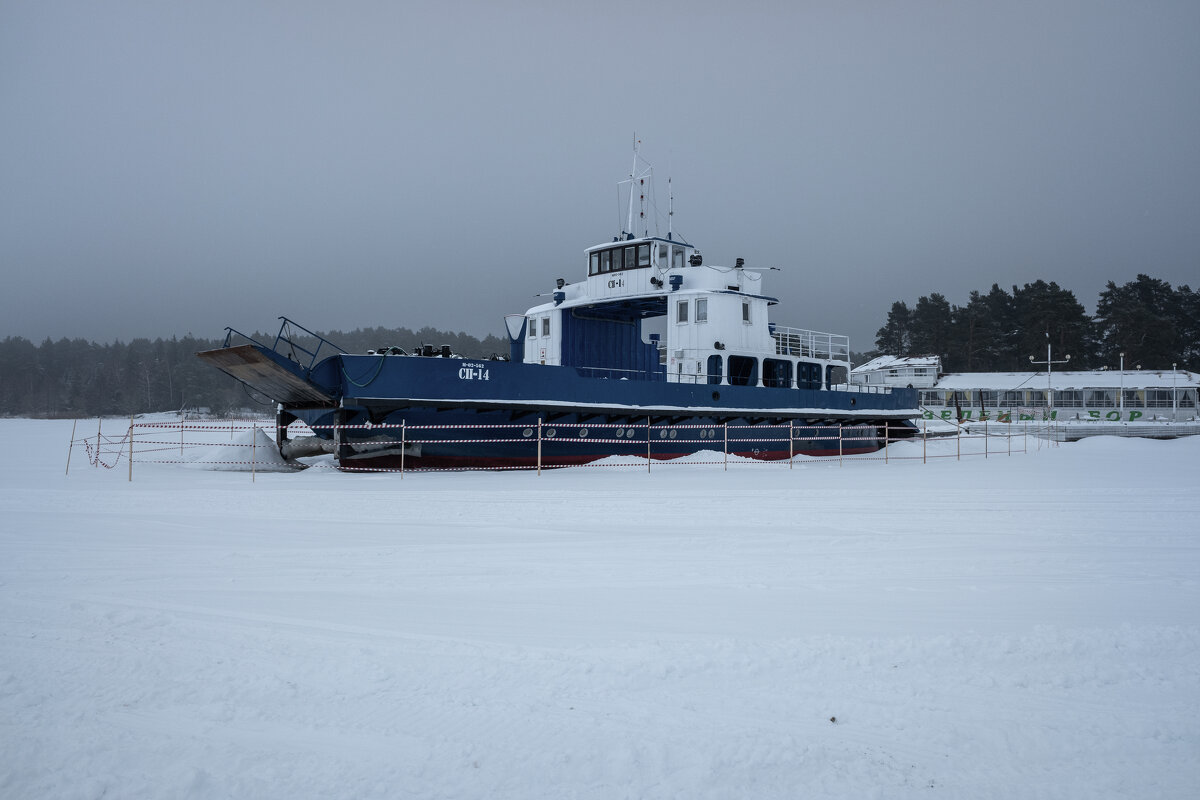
[
  {"xmin": 852, "ymin": 355, "xmax": 941, "ymax": 374},
  {"xmin": 932, "ymin": 369, "xmax": 1200, "ymax": 392}
]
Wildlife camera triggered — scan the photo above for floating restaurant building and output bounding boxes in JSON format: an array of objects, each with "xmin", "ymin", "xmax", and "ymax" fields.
[{"xmin": 853, "ymin": 357, "xmax": 1199, "ymax": 423}]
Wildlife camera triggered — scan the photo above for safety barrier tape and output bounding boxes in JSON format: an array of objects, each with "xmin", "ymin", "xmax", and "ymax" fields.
[{"xmin": 76, "ymin": 418, "xmax": 1036, "ymax": 475}]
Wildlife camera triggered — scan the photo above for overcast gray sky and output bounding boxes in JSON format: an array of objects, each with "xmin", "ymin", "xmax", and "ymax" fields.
[{"xmin": 3, "ymin": 0, "xmax": 1198, "ymax": 351}]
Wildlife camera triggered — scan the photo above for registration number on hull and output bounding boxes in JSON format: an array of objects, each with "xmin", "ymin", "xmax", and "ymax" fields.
[{"xmin": 458, "ymin": 362, "xmax": 490, "ymax": 381}]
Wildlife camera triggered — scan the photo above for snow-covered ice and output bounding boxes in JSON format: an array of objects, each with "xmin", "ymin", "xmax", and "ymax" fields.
[{"xmin": 1, "ymin": 419, "xmax": 1197, "ymax": 798}]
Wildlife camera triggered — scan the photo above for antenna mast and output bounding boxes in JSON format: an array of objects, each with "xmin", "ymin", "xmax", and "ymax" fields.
[
  {"xmin": 668, "ymin": 176, "xmax": 674, "ymax": 240},
  {"xmin": 619, "ymin": 135, "xmax": 653, "ymax": 239}
]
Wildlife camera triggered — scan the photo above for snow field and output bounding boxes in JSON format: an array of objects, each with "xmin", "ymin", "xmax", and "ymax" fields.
[{"xmin": 1, "ymin": 419, "xmax": 1198, "ymax": 798}]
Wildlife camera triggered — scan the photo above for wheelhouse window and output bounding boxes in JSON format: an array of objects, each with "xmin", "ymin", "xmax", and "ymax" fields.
[
  {"xmin": 696, "ymin": 298, "xmax": 707, "ymax": 322},
  {"xmin": 528, "ymin": 317, "xmax": 537, "ymax": 337},
  {"xmin": 672, "ymin": 246, "xmax": 685, "ymax": 269},
  {"xmin": 676, "ymin": 300, "xmax": 688, "ymax": 323},
  {"xmin": 593, "ymin": 243, "xmax": 656, "ymax": 275},
  {"xmin": 742, "ymin": 301, "xmax": 751, "ymax": 323},
  {"xmin": 541, "ymin": 317, "xmax": 550, "ymax": 337},
  {"xmin": 656, "ymin": 243, "xmax": 669, "ymax": 268}
]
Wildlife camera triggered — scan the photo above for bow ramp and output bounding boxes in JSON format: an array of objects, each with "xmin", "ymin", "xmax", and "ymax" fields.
[{"xmin": 196, "ymin": 320, "xmax": 342, "ymax": 407}]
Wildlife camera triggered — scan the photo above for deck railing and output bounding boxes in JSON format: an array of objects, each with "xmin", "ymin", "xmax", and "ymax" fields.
[{"xmin": 771, "ymin": 326, "xmax": 850, "ymax": 360}]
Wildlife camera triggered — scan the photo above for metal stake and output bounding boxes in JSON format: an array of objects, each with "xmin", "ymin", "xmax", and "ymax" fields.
[{"xmin": 66, "ymin": 419, "xmax": 77, "ymax": 475}]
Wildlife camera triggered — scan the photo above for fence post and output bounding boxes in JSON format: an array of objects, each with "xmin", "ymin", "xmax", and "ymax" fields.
[
  {"xmin": 723, "ymin": 422, "xmax": 728, "ymax": 471},
  {"xmin": 181, "ymin": 421, "xmax": 185, "ymax": 456},
  {"xmin": 984, "ymin": 419, "xmax": 988, "ymax": 459},
  {"xmin": 1007, "ymin": 420, "xmax": 1011, "ymax": 456},
  {"xmin": 537, "ymin": 418, "xmax": 542, "ymax": 476},
  {"xmin": 401, "ymin": 421, "xmax": 405, "ymax": 478},
  {"xmin": 789, "ymin": 420, "xmax": 793, "ymax": 468},
  {"xmin": 884, "ymin": 421, "xmax": 889, "ymax": 464},
  {"xmin": 128, "ymin": 414, "xmax": 134, "ymax": 482},
  {"xmin": 66, "ymin": 419, "xmax": 77, "ymax": 476},
  {"xmin": 251, "ymin": 422, "xmax": 257, "ymax": 482},
  {"xmin": 839, "ymin": 426, "xmax": 843, "ymax": 467},
  {"xmin": 646, "ymin": 415, "xmax": 651, "ymax": 473},
  {"xmin": 957, "ymin": 422, "xmax": 961, "ymax": 461},
  {"xmin": 96, "ymin": 418, "xmax": 103, "ymax": 468},
  {"xmin": 922, "ymin": 417, "xmax": 927, "ymax": 464}
]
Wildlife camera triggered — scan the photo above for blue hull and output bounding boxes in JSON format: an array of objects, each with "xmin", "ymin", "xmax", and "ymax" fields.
[
  {"xmin": 291, "ymin": 404, "xmax": 898, "ymax": 471},
  {"xmin": 200, "ymin": 338, "xmax": 919, "ymax": 471}
]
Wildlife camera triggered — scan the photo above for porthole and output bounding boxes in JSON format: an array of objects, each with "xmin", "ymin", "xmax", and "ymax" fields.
[
  {"xmin": 546, "ymin": 428, "xmax": 557, "ymax": 438},
  {"xmin": 712, "ymin": 391, "xmax": 721, "ymax": 401},
  {"xmin": 578, "ymin": 428, "xmax": 588, "ymax": 437},
  {"xmin": 627, "ymin": 428, "xmax": 637, "ymax": 438},
  {"xmin": 522, "ymin": 428, "xmax": 534, "ymax": 438},
  {"xmin": 615, "ymin": 427, "xmax": 625, "ymax": 437},
  {"xmin": 659, "ymin": 430, "xmax": 668, "ymax": 438},
  {"xmin": 669, "ymin": 429, "xmax": 677, "ymax": 439}
]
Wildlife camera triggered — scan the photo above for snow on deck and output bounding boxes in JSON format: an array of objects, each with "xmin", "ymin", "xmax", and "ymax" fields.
[{"xmin": 2, "ymin": 419, "xmax": 1198, "ymax": 798}]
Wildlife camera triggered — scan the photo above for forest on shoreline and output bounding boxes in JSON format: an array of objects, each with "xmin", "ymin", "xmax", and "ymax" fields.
[{"xmin": 2, "ymin": 273, "xmax": 1195, "ymax": 418}]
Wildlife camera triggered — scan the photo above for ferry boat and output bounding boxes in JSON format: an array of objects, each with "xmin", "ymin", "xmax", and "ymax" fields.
[{"xmin": 198, "ymin": 150, "xmax": 918, "ymax": 470}]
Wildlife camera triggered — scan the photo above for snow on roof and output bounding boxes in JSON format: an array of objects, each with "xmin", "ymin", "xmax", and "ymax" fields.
[
  {"xmin": 933, "ymin": 369, "xmax": 1200, "ymax": 392},
  {"xmin": 852, "ymin": 355, "xmax": 940, "ymax": 373}
]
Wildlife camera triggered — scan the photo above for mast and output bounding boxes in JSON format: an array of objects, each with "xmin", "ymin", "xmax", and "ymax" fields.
[
  {"xmin": 619, "ymin": 136, "xmax": 654, "ymax": 239},
  {"xmin": 625, "ymin": 136, "xmax": 640, "ymax": 238},
  {"xmin": 668, "ymin": 176, "xmax": 673, "ymax": 240}
]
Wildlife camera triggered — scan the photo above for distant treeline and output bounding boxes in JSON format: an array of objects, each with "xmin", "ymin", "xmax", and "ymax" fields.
[
  {"xmin": 3, "ymin": 274, "xmax": 1196, "ymax": 417},
  {"xmin": 0, "ymin": 325, "xmax": 508, "ymax": 418},
  {"xmin": 872, "ymin": 274, "xmax": 1199, "ymax": 372}
]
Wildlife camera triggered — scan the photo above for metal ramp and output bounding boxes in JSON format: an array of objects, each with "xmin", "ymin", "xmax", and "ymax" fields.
[
  {"xmin": 197, "ymin": 319, "xmax": 347, "ymax": 406},
  {"xmin": 197, "ymin": 344, "xmax": 336, "ymax": 405}
]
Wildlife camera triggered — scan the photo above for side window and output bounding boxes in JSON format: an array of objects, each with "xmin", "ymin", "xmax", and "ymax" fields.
[
  {"xmin": 589, "ymin": 252, "xmax": 599, "ymax": 276},
  {"xmin": 613, "ymin": 247, "xmax": 624, "ymax": 271},
  {"xmin": 638, "ymin": 244, "xmax": 650, "ymax": 268},
  {"xmin": 676, "ymin": 300, "xmax": 688, "ymax": 323},
  {"xmin": 656, "ymin": 243, "xmax": 669, "ymax": 269},
  {"xmin": 542, "ymin": 317, "xmax": 550, "ymax": 337},
  {"xmin": 528, "ymin": 317, "xmax": 537, "ymax": 337},
  {"xmin": 600, "ymin": 250, "xmax": 612, "ymax": 272},
  {"xmin": 696, "ymin": 298, "xmax": 707, "ymax": 322},
  {"xmin": 672, "ymin": 246, "xmax": 685, "ymax": 269},
  {"xmin": 742, "ymin": 301, "xmax": 751, "ymax": 323},
  {"xmin": 624, "ymin": 246, "xmax": 635, "ymax": 270}
]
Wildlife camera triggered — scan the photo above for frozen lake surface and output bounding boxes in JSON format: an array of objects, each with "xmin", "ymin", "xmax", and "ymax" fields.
[{"xmin": 2, "ymin": 419, "xmax": 1197, "ymax": 798}]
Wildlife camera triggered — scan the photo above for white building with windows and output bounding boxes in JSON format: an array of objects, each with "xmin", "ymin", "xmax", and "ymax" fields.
[
  {"xmin": 852, "ymin": 355, "xmax": 942, "ymax": 389},
  {"xmin": 918, "ymin": 369, "xmax": 1199, "ymax": 423}
]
